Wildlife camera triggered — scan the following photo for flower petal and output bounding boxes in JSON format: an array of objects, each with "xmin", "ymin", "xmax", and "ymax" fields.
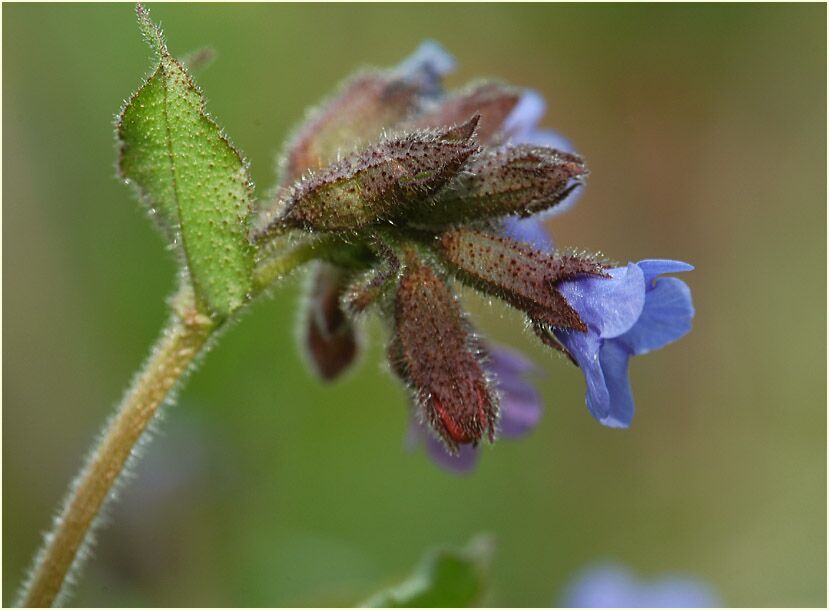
[
  {"xmin": 555, "ymin": 328, "xmax": 611, "ymax": 423},
  {"xmin": 488, "ymin": 344, "xmax": 537, "ymax": 375},
  {"xmin": 517, "ymin": 127, "xmax": 575, "ymax": 152},
  {"xmin": 616, "ymin": 276, "xmax": 694, "ymax": 355},
  {"xmin": 393, "ymin": 40, "xmax": 456, "ymax": 96},
  {"xmin": 636, "ymin": 259, "xmax": 694, "ymax": 286},
  {"xmin": 562, "ymin": 563, "xmax": 719, "ymax": 608},
  {"xmin": 597, "ymin": 340, "xmax": 635, "ymax": 428},
  {"xmin": 558, "ymin": 263, "xmax": 646, "ymax": 338},
  {"xmin": 640, "ymin": 577, "xmax": 720, "ymax": 608},
  {"xmin": 502, "ymin": 89, "xmax": 546, "ymax": 139},
  {"xmin": 499, "ymin": 385, "xmax": 542, "ymax": 438},
  {"xmin": 562, "ymin": 564, "xmax": 641, "ymax": 608},
  {"xmin": 501, "ymin": 215, "xmax": 554, "ymax": 251},
  {"xmin": 424, "ymin": 433, "xmax": 480, "ymax": 473}
]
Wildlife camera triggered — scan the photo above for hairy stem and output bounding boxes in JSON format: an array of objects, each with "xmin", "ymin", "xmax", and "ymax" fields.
[
  {"xmin": 18, "ymin": 285, "xmax": 217, "ymax": 607},
  {"xmin": 18, "ymin": 241, "xmax": 329, "ymax": 607},
  {"xmin": 253, "ymin": 235, "xmax": 347, "ymax": 291}
]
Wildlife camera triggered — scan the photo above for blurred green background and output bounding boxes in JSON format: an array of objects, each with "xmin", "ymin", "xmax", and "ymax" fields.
[{"xmin": 4, "ymin": 3, "xmax": 826, "ymax": 607}]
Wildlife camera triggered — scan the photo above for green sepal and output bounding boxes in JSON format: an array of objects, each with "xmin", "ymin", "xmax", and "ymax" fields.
[{"xmin": 117, "ymin": 3, "xmax": 253, "ymax": 317}]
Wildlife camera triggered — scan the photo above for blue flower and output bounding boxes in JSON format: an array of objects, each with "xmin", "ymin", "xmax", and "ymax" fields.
[
  {"xmin": 554, "ymin": 260, "xmax": 694, "ymax": 428},
  {"xmin": 409, "ymin": 345, "xmax": 543, "ymax": 473},
  {"xmin": 560, "ymin": 562, "xmax": 720, "ymax": 608}
]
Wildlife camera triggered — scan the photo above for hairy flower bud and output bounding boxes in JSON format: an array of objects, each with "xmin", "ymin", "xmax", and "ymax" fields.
[
  {"xmin": 437, "ymin": 229, "xmax": 607, "ymax": 334},
  {"xmin": 253, "ymin": 116, "xmax": 480, "ymax": 237},
  {"xmin": 279, "ymin": 42, "xmax": 455, "ymax": 185},
  {"xmin": 390, "ymin": 251, "xmax": 497, "ymax": 452},
  {"xmin": 302, "ymin": 263, "xmax": 359, "ymax": 381},
  {"xmin": 407, "ymin": 145, "xmax": 586, "ymax": 226},
  {"xmin": 409, "ymin": 81, "xmax": 522, "ymax": 143}
]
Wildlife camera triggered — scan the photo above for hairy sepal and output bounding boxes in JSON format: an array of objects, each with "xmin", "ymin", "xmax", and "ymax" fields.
[
  {"xmin": 254, "ymin": 116, "xmax": 480, "ymax": 236},
  {"xmin": 390, "ymin": 251, "xmax": 497, "ymax": 453},
  {"xmin": 438, "ymin": 229, "xmax": 606, "ymax": 333},
  {"xmin": 117, "ymin": 4, "xmax": 253, "ymax": 317}
]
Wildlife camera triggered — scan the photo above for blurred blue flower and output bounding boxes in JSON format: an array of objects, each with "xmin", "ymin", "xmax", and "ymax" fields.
[
  {"xmin": 409, "ymin": 345, "xmax": 543, "ymax": 473},
  {"xmin": 555, "ymin": 260, "xmax": 694, "ymax": 427},
  {"xmin": 393, "ymin": 39, "xmax": 457, "ymax": 97},
  {"xmin": 561, "ymin": 563, "xmax": 720, "ymax": 608}
]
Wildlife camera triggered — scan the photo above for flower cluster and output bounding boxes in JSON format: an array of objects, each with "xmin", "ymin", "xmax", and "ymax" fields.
[{"xmin": 255, "ymin": 42, "xmax": 694, "ymax": 471}]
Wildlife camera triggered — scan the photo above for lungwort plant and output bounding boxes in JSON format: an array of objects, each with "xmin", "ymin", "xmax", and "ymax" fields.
[{"xmin": 18, "ymin": 5, "xmax": 694, "ymax": 606}]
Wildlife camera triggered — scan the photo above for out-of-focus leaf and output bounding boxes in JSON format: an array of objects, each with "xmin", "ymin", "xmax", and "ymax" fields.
[
  {"xmin": 116, "ymin": 4, "xmax": 253, "ymax": 316},
  {"xmin": 361, "ymin": 535, "xmax": 493, "ymax": 607}
]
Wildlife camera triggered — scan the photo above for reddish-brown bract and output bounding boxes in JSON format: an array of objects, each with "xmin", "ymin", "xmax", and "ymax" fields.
[
  {"xmin": 438, "ymin": 229, "xmax": 607, "ymax": 332},
  {"xmin": 390, "ymin": 253, "xmax": 496, "ymax": 452}
]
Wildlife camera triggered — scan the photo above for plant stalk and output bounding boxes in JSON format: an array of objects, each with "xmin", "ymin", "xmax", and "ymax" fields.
[
  {"xmin": 18, "ymin": 240, "xmax": 334, "ymax": 607},
  {"xmin": 18, "ymin": 287, "xmax": 216, "ymax": 607}
]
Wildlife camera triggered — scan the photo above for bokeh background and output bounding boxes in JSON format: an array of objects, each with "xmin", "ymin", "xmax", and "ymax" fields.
[{"xmin": 4, "ymin": 3, "xmax": 826, "ymax": 607}]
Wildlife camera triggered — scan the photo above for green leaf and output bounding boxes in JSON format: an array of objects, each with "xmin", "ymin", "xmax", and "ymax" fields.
[
  {"xmin": 117, "ymin": 3, "xmax": 253, "ymax": 317},
  {"xmin": 361, "ymin": 535, "xmax": 494, "ymax": 608}
]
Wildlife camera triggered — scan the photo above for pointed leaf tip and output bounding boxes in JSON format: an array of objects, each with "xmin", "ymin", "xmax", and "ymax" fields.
[
  {"xmin": 118, "ymin": 5, "xmax": 253, "ymax": 317},
  {"xmin": 135, "ymin": 3, "xmax": 166, "ymax": 57}
]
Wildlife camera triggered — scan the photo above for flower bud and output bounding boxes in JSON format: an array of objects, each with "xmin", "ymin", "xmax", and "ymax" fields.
[
  {"xmin": 280, "ymin": 73, "xmax": 424, "ymax": 185},
  {"xmin": 279, "ymin": 42, "xmax": 455, "ymax": 185},
  {"xmin": 407, "ymin": 145, "xmax": 586, "ymax": 226},
  {"xmin": 409, "ymin": 81, "xmax": 522, "ymax": 143},
  {"xmin": 302, "ymin": 263, "xmax": 359, "ymax": 381},
  {"xmin": 390, "ymin": 251, "xmax": 497, "ymax": 452},
  {"xmin": 437, "ymin": 229, "xmax": 607, "ymax": 332},
  {"xmin": 254, "ymin": 116, "xmax": 480, "ymax": 237}
]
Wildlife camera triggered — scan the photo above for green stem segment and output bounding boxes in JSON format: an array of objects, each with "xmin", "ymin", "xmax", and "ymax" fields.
[
  {"xmin": 19, "ymin": 287, "xmax": 216, "ymax": 608},
  {"xmin": 19, "ymin": 241, "xmax": 328, "ymax": 607}
]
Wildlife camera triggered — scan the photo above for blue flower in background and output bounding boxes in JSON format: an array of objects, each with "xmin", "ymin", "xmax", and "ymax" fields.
[
  {"xmin": 409, "ymin": 345, "xmax": 543, "ymax": 473},
  {"xmin": 555, "ymin": 260, "xmax": 694, "ymax": 427},
  {"xmin": 561, "ymin": 563, "xmax": 720, "ymax": 608}
]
